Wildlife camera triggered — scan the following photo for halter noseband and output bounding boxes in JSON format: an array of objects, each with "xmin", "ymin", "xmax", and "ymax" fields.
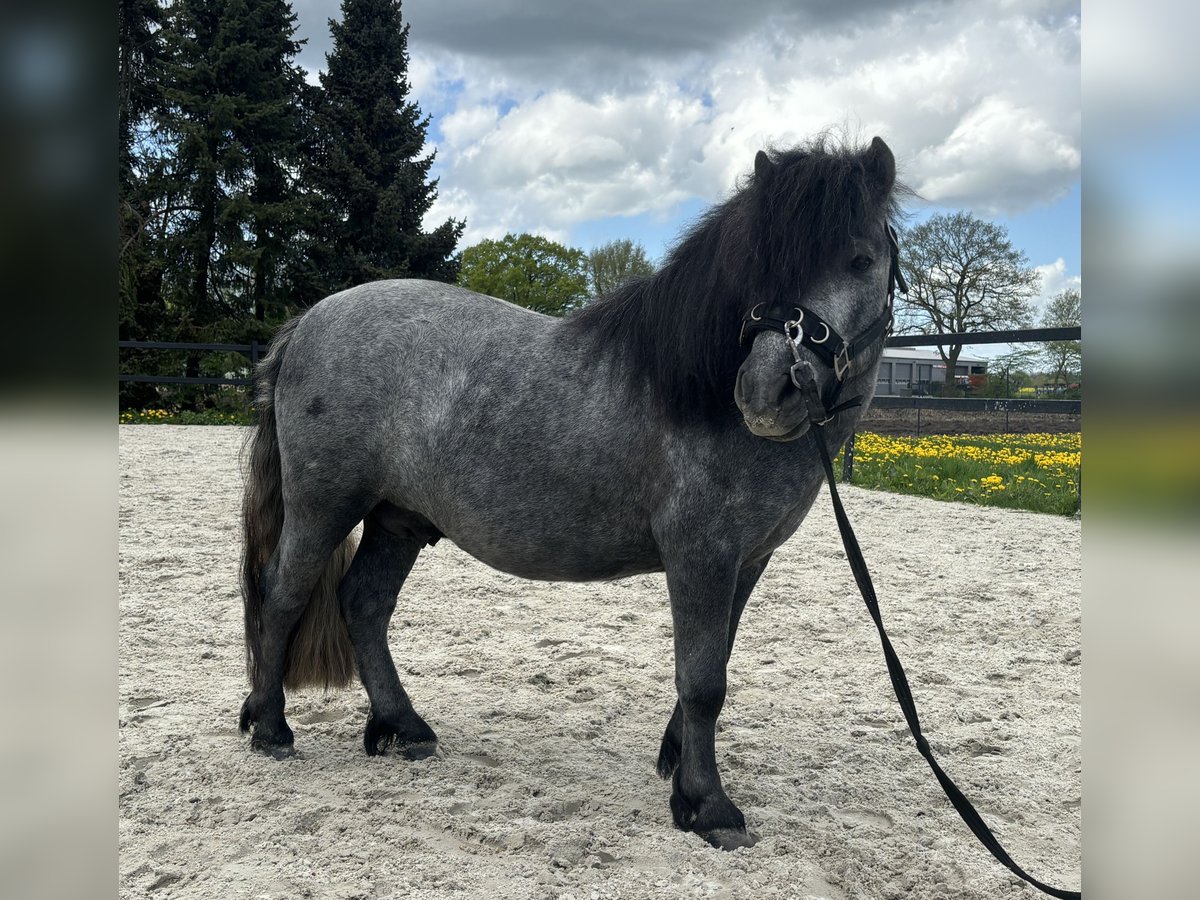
[{"xmin": 739, "ymin": 222, "xmax": 908, "ymax": 425}]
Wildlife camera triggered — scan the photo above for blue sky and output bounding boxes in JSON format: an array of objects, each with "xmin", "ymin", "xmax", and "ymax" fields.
[{"xmin": 291, "ymin": 0, "xmax": 1081, "ymax": 310}]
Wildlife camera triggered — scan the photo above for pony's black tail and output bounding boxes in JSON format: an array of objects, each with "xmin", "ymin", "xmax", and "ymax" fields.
[{"xmin": 241, "ymin": 317, "xmax": 358, "ymax": 691}]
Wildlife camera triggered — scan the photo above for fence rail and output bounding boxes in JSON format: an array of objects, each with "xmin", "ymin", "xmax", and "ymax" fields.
[
  {"xmin": 119, "ymin": 340, "xmax": 262, "ymax": 386},
  {"xmin": 118, "ymin": 327, "xmax": 1083, "ymax": 397},
  {"xmin": 885, "ymin": 325, "xmax": 1080, "ymax": 347},
  {"xmin": 118, "ymin": 340, "xmax": 258, "ymax": 352},
  {"xmin": 117, "ymin": 327, "xmax": 1083, "ymax": 388}
]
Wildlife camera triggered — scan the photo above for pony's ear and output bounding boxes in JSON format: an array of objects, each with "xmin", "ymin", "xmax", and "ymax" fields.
[
  {"xmin": 865, "ymin": 136, "xmax": 896, "ymax": 192},
  {"xmin": 754, "ymin": 149, "xmax": 774, "ymax": 182}
]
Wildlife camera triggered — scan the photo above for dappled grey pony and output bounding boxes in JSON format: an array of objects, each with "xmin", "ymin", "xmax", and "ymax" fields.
[{"xmin": 240, "ymin": 136, "xmax": 905, "ymax": 850}]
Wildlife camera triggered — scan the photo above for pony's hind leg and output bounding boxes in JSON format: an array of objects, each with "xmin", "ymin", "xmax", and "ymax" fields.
[
  {"xmin": 341, "ymin": 506, "xmax": 438, "ymax": 759},
  {"xmin": 240, "ymin": 510, "xmax": 358, "ymax": 757}
]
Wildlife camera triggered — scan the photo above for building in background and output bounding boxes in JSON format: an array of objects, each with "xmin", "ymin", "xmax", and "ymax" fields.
[{"xmin": 875, "ymin": 348, "xmax": 988, "ymax": 396}]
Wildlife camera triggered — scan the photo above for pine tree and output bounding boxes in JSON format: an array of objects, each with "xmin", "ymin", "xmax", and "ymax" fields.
[
  {"xmin": 119, "ymin": 0, "xmax": 170, "ymax": 408},
  {"xmin": 230, "ymin": 0, "xmax": 311, "ymax": 322},
  {"xmin": 159, "ymin": 0, "xmax": 310, "ymax": 330},
  {"xmin": 308, "ymin": 0, "xmax": 463, "ymax": 294},
  {"xmin": 159, "ymin": 0, "xmax": 224, "ymax": 328},
  {"xmin": 119, "ymin": 0, "xmax": 165, "ymax": 198},
  {"xmin": 119, "ymin": 0, "xmax": 166, "ymax": 323}
]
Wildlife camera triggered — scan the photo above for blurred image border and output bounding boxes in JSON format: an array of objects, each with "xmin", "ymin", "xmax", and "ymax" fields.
[{"xmin": 4, "ymin": 0, "xmax": 1198, "ymax": 896}]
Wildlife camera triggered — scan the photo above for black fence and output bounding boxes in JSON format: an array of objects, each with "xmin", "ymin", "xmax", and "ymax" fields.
[
  {"xmin": 119, "ymin": 325, "xmax": 1082, "ymax": 428},
  {"xmin": 884, "ymin": 326, "xmax": 1079, "ymax": 347},
  {"xmin": 119, "ymin": 340, "xmax": 263, "ymax": 387}
]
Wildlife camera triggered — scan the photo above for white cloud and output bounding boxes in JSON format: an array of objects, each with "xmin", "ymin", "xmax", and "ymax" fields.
[
  {"xmin": 291, "ymin": 2, "xmax": 1080, "ymax": 251},
  {"xmin": 429, "ymin": 86, "xmax": 712, "ymax": 245},
  {"xmin": 914, "ymin": 97, "xmax": 1080, "ymax": 213},
  {"xmin": 427, "ymin": 6, "xmax": 1076, "ymax": 241},
  {"xmin": 1033, "ymin": 258, "xmax": 1082, "ymax": 313}
]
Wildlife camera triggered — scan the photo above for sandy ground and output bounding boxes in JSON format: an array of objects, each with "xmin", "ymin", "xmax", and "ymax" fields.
[{"xmin": 118, "ymin": 426, "xmax": 1080, "ymax": 900}]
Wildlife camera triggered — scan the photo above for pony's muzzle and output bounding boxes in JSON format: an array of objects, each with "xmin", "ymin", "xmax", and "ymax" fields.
[{"xmin": 734, "ymin": 362, "xmax": 810, "ymax": 439}]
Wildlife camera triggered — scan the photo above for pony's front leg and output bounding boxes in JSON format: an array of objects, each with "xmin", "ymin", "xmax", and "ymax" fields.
[
  {"xmin": 658, "ymin": 556, "xmax": 769, "ymax": 780},
  {"xmin": 663, "ymin": 555, "xmax": 756, "ymax": 850}
]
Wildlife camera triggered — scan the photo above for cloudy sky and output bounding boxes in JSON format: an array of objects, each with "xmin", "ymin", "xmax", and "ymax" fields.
[{"xmin": 291, "ymin": 0, "xmax": 1080, "ymax": 309}]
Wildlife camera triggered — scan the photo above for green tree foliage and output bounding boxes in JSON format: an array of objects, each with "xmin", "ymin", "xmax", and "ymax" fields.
[
  {"xmin": 116, "ymin": 0, "xmax": 461, "ymax": 411},
  {"xmin": 307, "ymin": 0, "xmax": 463, "ymax": 295},
  {"xmin": 118, "ymin": 0, "xmax": 165, "ymax": 197},
  {"xmin": 235, "ymin": 0, "xmax": 316, "ymax": 323},
  {"xmin": 119, "ymin": 0, "xmax": 168, "ymax": 407},
  {"xmin": 1040, "ymin": 288, "xmax": 1082, "ymax": 388},
  {"xmin": 979, "ymin": 347, "xmax": 1039, "ymax": 398},
  {"xmin": 458, "ymin": 233, "xmax": 589, "ymax": 316},
  {"xmin": 586, "ymin": 238, "xmax": 655, "ymax": 296},
  {"xmin": 158, "ymin": 0, "xmax": 310, "ymax": 330},
  {"xmin": 896, "ymin": 212, "xmax": 1039, "ymax": 395}
]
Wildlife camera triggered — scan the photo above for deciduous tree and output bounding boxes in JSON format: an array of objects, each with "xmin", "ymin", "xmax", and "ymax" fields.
[
  {"xmin": 586, "ymin": 238, "xmax": 655, "ymax": 297},
  {"xmin": 458, "ymin": 233, "xmax": 589, "ymax": 316},
  {"xmin": 1040, "ymin": 287, "xmax": 1082, "ymax": 388},
  {"xmin": 896, "ymin": 212, "xmax": 1039, "ymax": 395}
]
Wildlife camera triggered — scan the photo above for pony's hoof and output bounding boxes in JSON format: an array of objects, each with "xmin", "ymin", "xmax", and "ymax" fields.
[
  {"xmin": 398, "ymin": 740, "xmax": 438, "ymax": 761},
  {"xmin": 670, "ymin": 776, "xmax": 750, "ymax": 848},
  {"xmin": 250, "ymin": 738, "xmax": 297, "ymax": 760},
  {"xmin": 699, "ymin": 827, "xmax": 759, "ymax": 851},
  {"xmin": 364, "ymin": 710, "xmax": 439, "ymax": 759},
  {"xmin": 241, "ymin": 695, "xmax": 295, "ymax": 756}
]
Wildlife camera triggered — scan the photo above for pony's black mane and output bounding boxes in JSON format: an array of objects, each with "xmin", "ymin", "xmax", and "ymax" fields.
[{"xmin": 567, "ymin": 136, "xmax": 905, "ymax": 422}]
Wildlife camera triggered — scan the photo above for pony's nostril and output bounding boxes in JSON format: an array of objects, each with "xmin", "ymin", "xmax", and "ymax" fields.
[{"xmin": 770, "ymin": 373, "xmax": 794, "ymax": 408}]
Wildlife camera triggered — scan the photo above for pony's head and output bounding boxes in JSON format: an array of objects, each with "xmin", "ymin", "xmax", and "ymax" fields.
[
  {"xmin": 567, "ymin": 135, "xmax": 904, "ymax": 431},
  {"xmin": 734, "ymin": 136, "xmax": 901, "ymax": 441}
]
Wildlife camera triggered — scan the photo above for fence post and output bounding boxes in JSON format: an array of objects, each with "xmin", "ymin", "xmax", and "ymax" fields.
[
  {"xmin": 842, "ymin": 432, "xmax": 855, "ymax": 483},
  {"xmin": 250, "ymin": 340, "xmax": 260, "ymax": 369}
]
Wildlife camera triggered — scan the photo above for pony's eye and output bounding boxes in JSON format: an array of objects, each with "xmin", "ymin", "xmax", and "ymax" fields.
[{"xmin": 851, "ymin": 255, "xmax": 873, "ymax": 272}]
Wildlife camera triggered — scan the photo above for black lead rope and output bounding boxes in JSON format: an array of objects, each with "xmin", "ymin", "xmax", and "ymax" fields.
[{"xmin": 809, "ymin": 428, "xmax": 1082, "ymax": 900}]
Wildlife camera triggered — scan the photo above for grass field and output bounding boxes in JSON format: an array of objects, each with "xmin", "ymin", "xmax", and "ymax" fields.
[{"xmin": 842, "ymin": 431, "xmax": 1082, "ymax": 516}]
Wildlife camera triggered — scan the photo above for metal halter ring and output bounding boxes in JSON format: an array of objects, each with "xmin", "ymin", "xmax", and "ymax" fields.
[
  {"xmin": 810, "ymin": 321, "xmax": 831, "ymax": 344},
  {"xmin": 748, "ymin": 303, "xmax": 765, "ymax": 321}
]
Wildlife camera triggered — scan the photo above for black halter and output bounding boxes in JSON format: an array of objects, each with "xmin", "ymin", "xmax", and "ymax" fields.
[{"xmin": 739, "ymin": 222, "xmax": 908, "ymax": 424}]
